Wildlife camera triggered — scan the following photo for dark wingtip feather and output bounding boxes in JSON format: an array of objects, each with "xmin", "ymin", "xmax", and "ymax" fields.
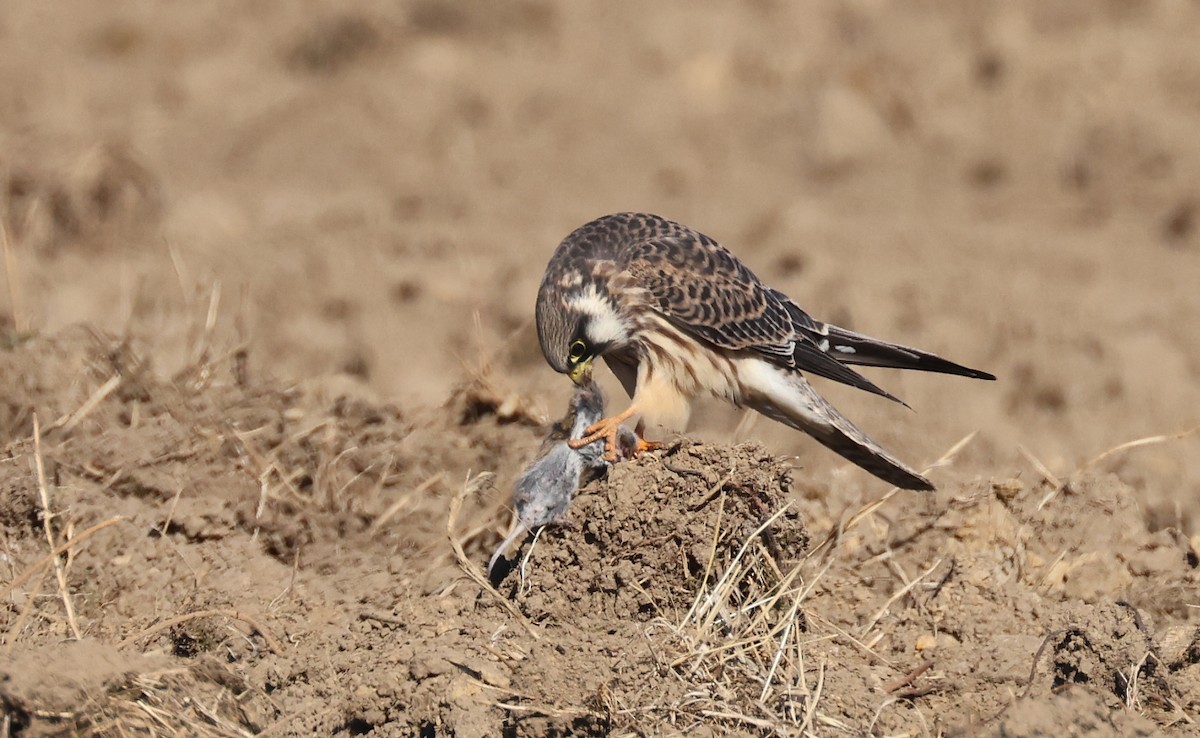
[
  {"xmin": 803, "ymin": 429, "xmax": 936, "ymax": 489},
  {"xmin": 846, "ymin": 451, "xmax": 935, "ymax": 490},
  {"xmin": 900, "ymin": 353, "xmax": 997, "ymax": 381},
  {"xmin": 822, "ymin": 324, "xmax": 996, "ymax": 383},
  {"xmin": 789, "ymin": 342, "xmax": 911, "ymax": 407},
  {"xmin": 907, "ymin": 475, "xmax": 936, "ymax": 492},
  {"xmin": 799, "ymin": 414, "xmax": 936, "ymax": 490}
]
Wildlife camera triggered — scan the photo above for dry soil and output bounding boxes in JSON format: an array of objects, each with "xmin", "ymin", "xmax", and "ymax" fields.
[{"xmin": 2, "ymin": 2, "xmax": 1199, "ymax": 736}]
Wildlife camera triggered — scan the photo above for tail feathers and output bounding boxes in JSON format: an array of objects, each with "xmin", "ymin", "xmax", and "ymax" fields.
[
  {"xmin": 739, "ymin": 359, "xmax": 934, "ymax": 491},
  {"xmin": 823, "ymin": 325, "xmax": 996, "ymax": 381},
  {"xmin": 769, "ymin": 291, "xmax": 993, "ymax": 401}
]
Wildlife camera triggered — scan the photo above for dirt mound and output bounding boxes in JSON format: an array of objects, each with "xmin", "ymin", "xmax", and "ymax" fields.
[{"xmin": 503, "ymin": 441, "xmax": 808, "ymax": 623}]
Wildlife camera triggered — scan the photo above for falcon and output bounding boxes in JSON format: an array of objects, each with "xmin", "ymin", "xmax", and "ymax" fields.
[{"xmin": 534, "ymin": 212, "xmax": 995, "ymax": 490}]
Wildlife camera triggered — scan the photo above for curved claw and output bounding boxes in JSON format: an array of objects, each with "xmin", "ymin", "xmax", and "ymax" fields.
[
  {"xmin": 568, "ymin": 410, "xmax": 659, "ymax": 462},
  {"xmin": 633, "ymin": 436, "xmax": 660, "ymax": 455},
  {"xmin": 568, "ymin": 416, "xmax": 624, "ymax": 462}
]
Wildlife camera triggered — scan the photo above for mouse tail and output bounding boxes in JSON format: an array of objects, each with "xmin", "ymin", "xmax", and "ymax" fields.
[{"xmin": 487, "ymin": 520, "xmax": 530, "ymax": 577}]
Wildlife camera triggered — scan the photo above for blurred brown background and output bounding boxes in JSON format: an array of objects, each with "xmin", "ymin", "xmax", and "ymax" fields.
[{"xmin": 3, "ymin": 0, "xmax": 1198, "ymax": 510}]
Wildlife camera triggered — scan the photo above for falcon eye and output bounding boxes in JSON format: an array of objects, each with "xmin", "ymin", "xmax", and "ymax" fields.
[{"xmin": 568, "ymin": 339, "xmax": 588, "ymax": 364}]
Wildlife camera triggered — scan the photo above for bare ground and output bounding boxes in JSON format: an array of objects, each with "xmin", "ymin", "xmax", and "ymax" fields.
[{"xmin": 2, "ymin": 1, "xmax": 1200, "ymax": 736}]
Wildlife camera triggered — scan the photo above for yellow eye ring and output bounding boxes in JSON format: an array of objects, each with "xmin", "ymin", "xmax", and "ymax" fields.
[{"xmin": 568, "ymin": 340, "xmax": 587, "ymax": 364}]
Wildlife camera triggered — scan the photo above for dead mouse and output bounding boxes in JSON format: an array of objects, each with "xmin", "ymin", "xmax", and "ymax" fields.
[{"xmin": 488, "ymin": 379, "xmax": 635, "ymax": 577}]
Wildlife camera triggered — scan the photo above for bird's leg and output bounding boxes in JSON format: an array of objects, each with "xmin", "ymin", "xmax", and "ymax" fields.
[{"xmin": 569, "ymin": 405, "xmax": 649, "ymax": 462}]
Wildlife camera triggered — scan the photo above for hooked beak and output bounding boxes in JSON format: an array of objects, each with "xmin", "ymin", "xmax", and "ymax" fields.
[{"xmin": 568, "ymin": 358, "xmax": 593, "ymax": 385}]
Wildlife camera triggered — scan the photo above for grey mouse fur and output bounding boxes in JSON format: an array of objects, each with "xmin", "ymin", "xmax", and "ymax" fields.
[{"xmin": 488, "ymin": 379, "xmax": 635, "ymax": 576}]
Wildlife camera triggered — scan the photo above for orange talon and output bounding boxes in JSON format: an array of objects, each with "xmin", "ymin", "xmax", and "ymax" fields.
[
  {"xmin": 566, "ymin": 410, "xmax": 662, "ymax": 460},
  {"xmin": 634, "ymin": 436, "xmax": 660, "ymax": 455},
  {"xmin": 630, "ymin": 419, "xmax": 659, "ymax": 456},
  {"xmin": 568, "ymin": 416, "xmax": 624, "ymax": 462},
  {"xmin": 569, "ymin": 406, "xmax": 643, "ymax": 462}
]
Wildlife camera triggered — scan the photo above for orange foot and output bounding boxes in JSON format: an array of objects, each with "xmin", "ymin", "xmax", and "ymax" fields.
[
  {"xmin": 631, "ymin": 435, "xmax": 661, "ymax": 456},
  {"xmin": 625, "ymin": 419, "xmax": 661, "ymax": 457},
  {"xmin": 569, "ymin": 406, "xmax": 659, "ymax": 462}
]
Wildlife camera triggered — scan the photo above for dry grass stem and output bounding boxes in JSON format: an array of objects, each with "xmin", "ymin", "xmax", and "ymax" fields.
[
  {"xmin": 166, "ymin": 241, "xmax": 193, "ymax": 305},
  {"xmin": 798, "ymin": 659, "xmax": 826, "ymax": 736},
  {"xmin": 32, "ymin": 414, "xmax": 83, "ymax": 640},
  {"xmin": 1123, "ymin": 650, "xmax": 1154, "ymax": 710},
  {"xmin": 869, "ymin": 693, "xmax": 931, "ymax": 738},
  {"xmin": 663, "ymin": 493, "xmax": 833, "ymax": 731},
  {"xmin": 369, "ymin": 473, "xmax": 444, "ymax": 535},
  {"xmin": 759, "ymin": 580, "xmax": 808, "ymax": 701},
  {"xmin": 494, "ymin": 702, "xmax": 600, "ymax": 720},
  {"xmin": 806, "ymin": 613, "xmax": 897, "ymax": 669},
  {"xmin": 204, "ymin": 279, "xmax": 222, "ymax": 336},
  {"xmin": 51, "ymin": 375, "xmax": 122, "ymax": 433},
  {"xmin": 516, "ymin": 525, "xmax": 547, "ymax": 598},
  {"xmin": 685, "ymin": 503, "xmax": 793, "ymax": 632},
  {"xmin": 1, "ymin": 221, "xmax": 25, "ymax": 332},
  {"xmin": 699, "ymin": 709, "xmax": 776, "ymax": 729},
  {"xmin": 447, "ymin": 472, "xmax": 541, "ymax": 640},
  {"xmin": 1033, "ymin": 425, "xmax": 1198, "ymax": 511},
  {"xmin": 1018, "ymin": 444, "xmax": 1062, "ymax": 489},
  {"xmin": 118, "ymin": 608, "xmax": 284, "ymax": 653},
  {"xmin": 268, "ymin": 547, "xmax": 301, "ymax": 611},
  {"xmin": 884, "ymin": 658, "xmax": 935, "ymax": 694},
  {"xmin": 3, "ymin": 561, "xmax": 51, "ymax": 651},
  {"xmin": 0, "ymin": 516, "xmax": 127, "ymax": 603},
  {"xmin": 860, "ymin": 559, "xmax": 942, "ymax": 637},
  {"xmin": 810, "ymin": 432, "xmax": 978, "ymax": 561},
  {"xmin": 681, "ymin": 482, "xmax": 730, "ymax": 626},
  {"xmin": 1083, "ymin": 425, "xmax": 1199, "ymax": 471}
]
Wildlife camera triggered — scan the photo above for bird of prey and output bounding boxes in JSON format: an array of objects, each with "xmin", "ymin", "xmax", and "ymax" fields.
[{"xmin": 534, "ymin": 212, "xmax": 995, "ymax": 490}]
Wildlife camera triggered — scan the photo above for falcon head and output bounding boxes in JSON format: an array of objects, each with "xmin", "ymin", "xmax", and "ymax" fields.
[{"xmin": 536, "ymin": 275, "xmax": 629, "ymax": 385}]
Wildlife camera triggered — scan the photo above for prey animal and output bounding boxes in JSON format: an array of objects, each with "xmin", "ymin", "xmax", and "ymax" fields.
[
  {"xmin": 488, "ymin": 379, "xmax": 635, "ymax": 576},
  {"xmin": 535, "ymin": 212, "xmax": 995, "ymax": 490}
]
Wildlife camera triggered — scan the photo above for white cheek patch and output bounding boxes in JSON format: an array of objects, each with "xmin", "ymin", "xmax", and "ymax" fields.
[{"xmin": 569, "ymin": 288, "xmax": 630, "ymax": 346}]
